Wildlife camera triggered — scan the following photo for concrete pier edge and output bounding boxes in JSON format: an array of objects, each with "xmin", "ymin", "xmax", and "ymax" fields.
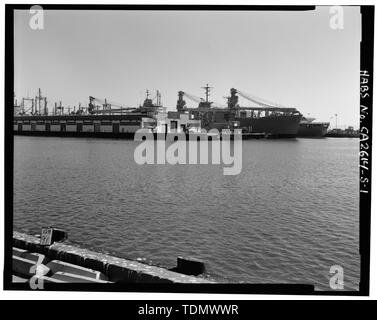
[{"xmin": 13, "ymin": 231, "xmax": 213, "ymax": 284}]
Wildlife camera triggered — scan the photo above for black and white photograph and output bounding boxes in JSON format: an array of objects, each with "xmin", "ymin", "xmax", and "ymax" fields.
[{"xmin": 3, "ymin": 3, "xmax": 374, "ymax": 297}]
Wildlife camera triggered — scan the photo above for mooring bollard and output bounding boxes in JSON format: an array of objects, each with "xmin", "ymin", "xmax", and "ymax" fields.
[
  {"xmin": 176, "ymin": 256, "xmax": 205, "ymax": 276},
  {"xmin": 40, "ymin": 227, "xmax": 68, "ymax": 246}
]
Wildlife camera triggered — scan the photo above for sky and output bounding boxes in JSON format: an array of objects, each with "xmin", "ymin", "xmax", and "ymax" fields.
[{"xmin": 14, "ymin": 7, "xmax": 361, "ymax": 128}]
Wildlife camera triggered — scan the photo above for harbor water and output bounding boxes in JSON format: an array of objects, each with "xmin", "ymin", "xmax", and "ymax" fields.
[{"xmin": 13, "ymin": 136, "xmax": 360, "ymax": 290}]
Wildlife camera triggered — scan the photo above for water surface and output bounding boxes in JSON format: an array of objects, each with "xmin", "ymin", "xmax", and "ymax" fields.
[{"xmin": 13, "ymin": 136, "xmax": 360, "ymax": 290}]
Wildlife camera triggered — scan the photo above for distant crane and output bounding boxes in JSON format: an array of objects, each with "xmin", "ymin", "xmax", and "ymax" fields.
[
  {"xmin": 179, "ymin": 86, "xmax": 290, "ymax": 110},
  {"xmin": 88, "ymin": 96, "xmax": 136, "ymax": 114},
  {"xmin": 20, "ymin": 97, "xmax": 35, "ymax": 115},
  {"xmin": 235, "ymin": 89, "xmax": 290, "ymax": 109}
]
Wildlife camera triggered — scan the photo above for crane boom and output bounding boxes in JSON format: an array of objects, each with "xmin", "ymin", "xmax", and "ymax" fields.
[
  {"xmin": 236, "ymin": 90, "xmax": 289, "ymax": 109},
  {"xmin": 182, "ymin": 92, "xmax": 203, "ymax": 104},
  {"xmin": 91, "ymin": 107, "xmax": 136, "ymax": 114},
  {"xmin": 90, "ymin": 96, "xmax": 131, "ymax": 109}
]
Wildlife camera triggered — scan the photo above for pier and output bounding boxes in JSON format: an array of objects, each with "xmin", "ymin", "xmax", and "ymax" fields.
[{"xmin": 12, "ymin": 231, "xmax": 212, "ymax": 284}]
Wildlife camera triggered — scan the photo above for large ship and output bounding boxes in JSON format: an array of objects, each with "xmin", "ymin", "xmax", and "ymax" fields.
[
  {"xmin": 176, "ymin": 86, "xmax": 303, "ymax": 138},
  {"xmin": 13, "ymin": 89, "xmax": 162, "ymax": 138},
  {"xmin": 13, "ymin": 86, "xmax": 303, "ymax": 139},
  {"xmin": 297, "ymin": 117, "xmax": 329, "ymax": 138}
]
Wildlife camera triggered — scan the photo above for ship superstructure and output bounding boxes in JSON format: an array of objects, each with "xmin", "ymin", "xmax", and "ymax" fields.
[
  {"xmin": 176, "ymin": 85, "xmax": 303, "ymax": 138},
  {"xmin": 14, "ymin": 86, "xmax": 305, "ymax": 138},
  {"xmin": 13, "ymin": 89, "xmax": 161, "ymax": 137}
]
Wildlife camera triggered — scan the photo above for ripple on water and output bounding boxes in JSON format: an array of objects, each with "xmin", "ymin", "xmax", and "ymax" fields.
[{"xmin": 13, "ymin": 137, "xmax": 360, "ymax": 290}]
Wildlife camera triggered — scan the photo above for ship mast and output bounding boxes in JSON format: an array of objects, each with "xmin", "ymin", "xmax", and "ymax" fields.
[
  {"xmin": 35, "ymin": 88, "xmax": 48, "ymax": 115},
  {"xmin": 156, "ymin": 90, "xmax": 161, "ymax": 106},
  {"xmin": 201, "ymin": 84, "xmax": 213, "ymax": 103},
  {"xmin": 39, "ymin": 88, "xmax": 41, "ymax": 114}
]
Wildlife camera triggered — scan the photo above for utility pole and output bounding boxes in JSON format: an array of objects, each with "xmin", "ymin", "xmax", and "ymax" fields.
[{"xmin": 335, "ymin": 114, "xmax": 338, "ymax": 129}]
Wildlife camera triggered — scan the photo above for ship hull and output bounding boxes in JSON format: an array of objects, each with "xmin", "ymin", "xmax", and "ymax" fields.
[
  {"xmin": 13, "ymin": 114, "xmax": 153, "ymax": 139},
  {"xmin": 13, "ymin": 130, "xmax": 136, "ymax": 139},
  {"xmin": 236, "ymin": 114, "xmax": 302, "ymax": 138},
  {"xmin": 297, "ymin": 123, "xmax": 329, "ymax": 137}
]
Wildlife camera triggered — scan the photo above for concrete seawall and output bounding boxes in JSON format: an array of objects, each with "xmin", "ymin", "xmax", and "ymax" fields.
[{"xmin": 13, "ymin": 231, "xmax": 213, "ymax": 284}]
